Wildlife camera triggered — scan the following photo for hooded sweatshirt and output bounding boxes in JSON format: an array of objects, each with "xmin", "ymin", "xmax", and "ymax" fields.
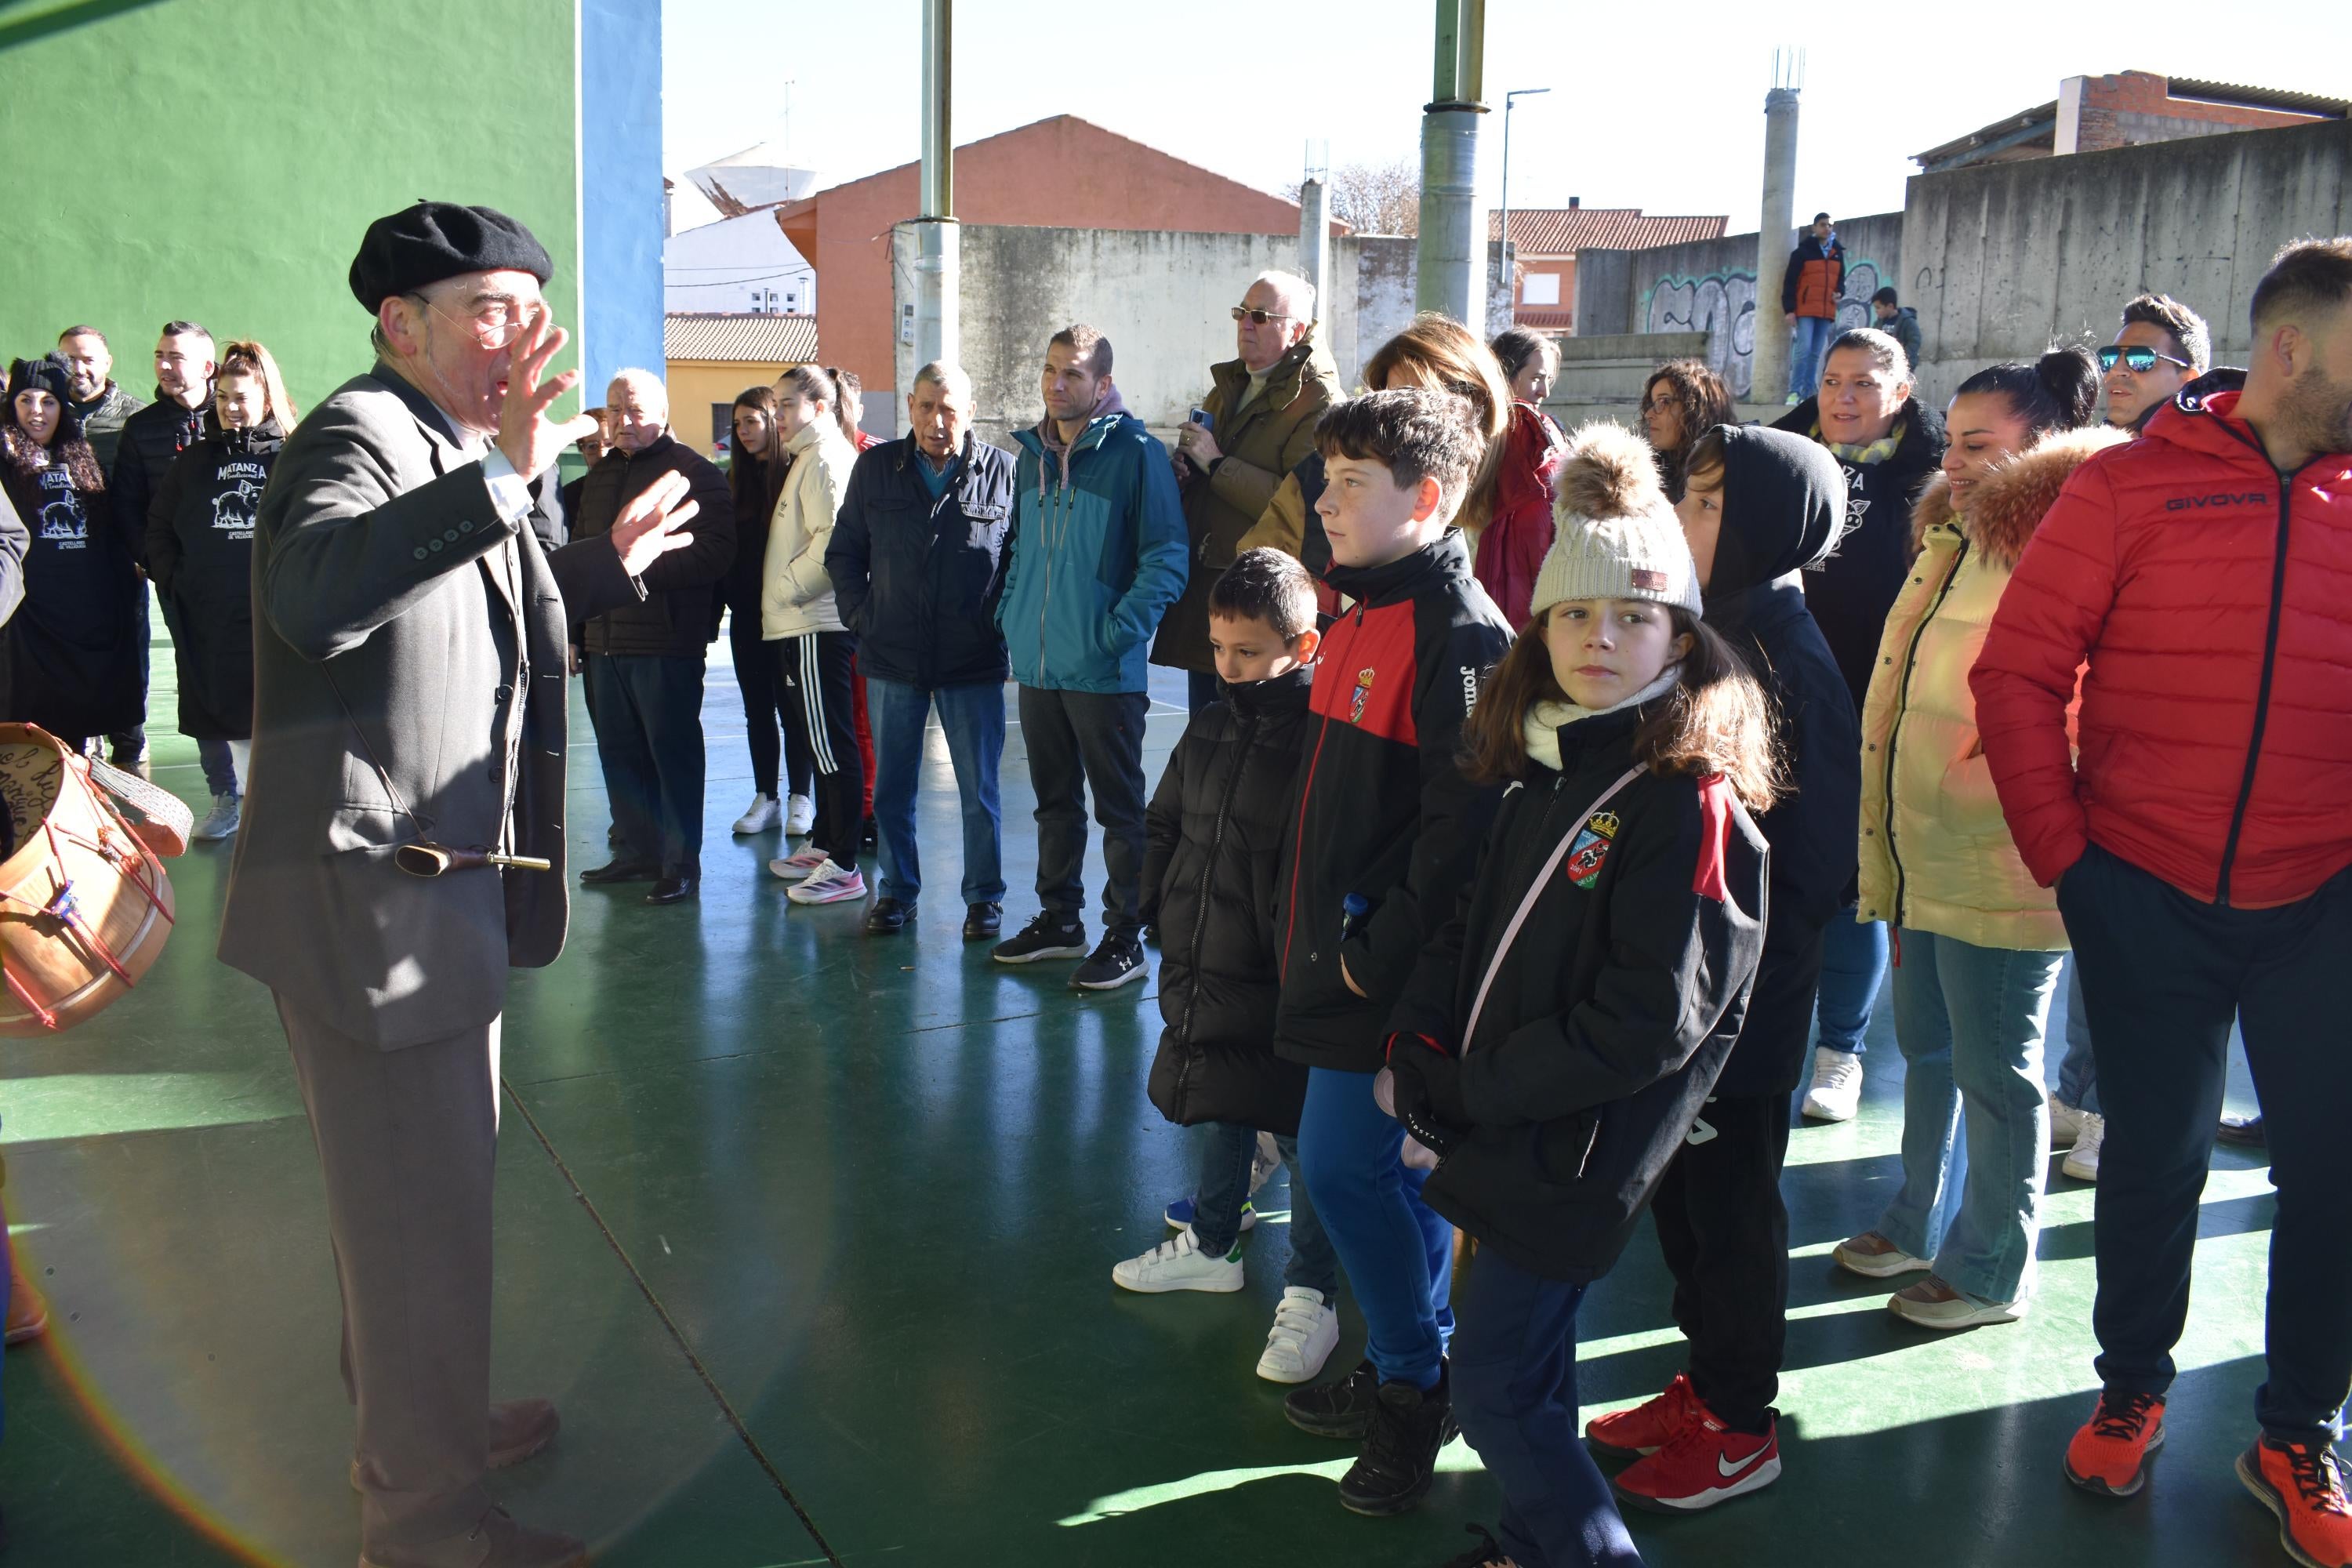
[
  {"xmin": 148, "ymin": 413, "xmax": 284, "ymax": 739},
  {"xmin": 1699, "ymin": 426, "xmax": 1860, "ymax": 1096}
]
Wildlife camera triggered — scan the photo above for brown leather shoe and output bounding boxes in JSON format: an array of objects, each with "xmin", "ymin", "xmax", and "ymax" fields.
[
  {"xmin": 350, "ymin": 1399, "xmax": 559, "ymax": 1490},
  {"xmin": 358, "ymin": 1508, "xmax": 585, "ymax": 1568},
  {"xmin": 4, "ymin": 1277, "xmax": 46, "ymax": 1346}
]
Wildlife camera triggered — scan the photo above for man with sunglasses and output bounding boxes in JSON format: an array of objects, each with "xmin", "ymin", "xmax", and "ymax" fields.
[
  {"xmin": 2100, "ymin": 294, "xmax": 2216, "ymax": 430},
  {"xmin": 218, "ymin": 201, "xmax": 702, "ymax": 1568},
  {"xmin": 1151, "ymin": 270, "xmax": 1340, "ymax": 710}
]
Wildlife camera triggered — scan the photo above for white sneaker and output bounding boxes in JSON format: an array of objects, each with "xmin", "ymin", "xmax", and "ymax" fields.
[
  {"xmin": 194, "ymin": 792, "xmax": 241, "ymax": 841},
  {"xmin": 783, "ymin": 793, "xmax": 816, "ymax": 836},
  {"xmin": 1111, "ymin": 1227, "xmax": 1243, "ymax": 1294},
  {"xmin": 732, "ymin": 793, "xmax": 779, "ymax": 834},
  {"xmin": 1256, "ymin": 1287, "xmax": 1340, "ymax": 1384},
  {"xmin": 1248, "ymin": 1131, "xmax": 1282, "ymax": 1199},
  {"xmin": 2061, "ymin": 1112, "xmax": 2104, "ymax": 1182},
  {"xmin": 1801, "ymin": 1045, "xmax": 1864, "ymax": 1122},
  {"xmin": 786, "ymin": 858, "xmax": 866, "ymax": 906},
  {"xmin": 768, "ymin": 846, "xmax": 829, "ymax": 882},
  {"xmin": 2049, "ymin": 1092, "xmax": 2085, "ymax": 1149}
]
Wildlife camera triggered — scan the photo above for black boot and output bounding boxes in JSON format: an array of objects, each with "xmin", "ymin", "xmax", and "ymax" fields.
[
  {"xmin": 1284, "ymin": 1358, "xmax": 1381, "ymax": 1439},
  {"xmin": 1338, "ymin": 1363, "xmax": 1453, "ymax": 1516}
]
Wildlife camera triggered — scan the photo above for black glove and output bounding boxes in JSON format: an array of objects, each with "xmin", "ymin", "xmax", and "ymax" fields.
[{"xmin": 1389, "ymin": 1047, "xmax": 1472, "ymax": 1157}]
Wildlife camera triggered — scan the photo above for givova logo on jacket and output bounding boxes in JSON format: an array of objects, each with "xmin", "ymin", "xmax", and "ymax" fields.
[{"xmin": 1566, "ymin": 811, "xmax": 1621, "ymax": 888}]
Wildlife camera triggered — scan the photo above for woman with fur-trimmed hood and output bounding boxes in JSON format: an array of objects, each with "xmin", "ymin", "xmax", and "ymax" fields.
[{"xmin": 1831, "ymin": 350, "xmax": 2123, "ymax": 1333}]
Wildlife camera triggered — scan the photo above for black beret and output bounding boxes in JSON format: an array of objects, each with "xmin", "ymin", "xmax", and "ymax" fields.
[{"xmin": 348, "ymin": 201, "xmax": 553, "ymax": 313}]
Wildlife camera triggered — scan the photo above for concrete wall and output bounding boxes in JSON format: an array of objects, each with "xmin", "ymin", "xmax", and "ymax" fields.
[
  {"xmin": 1575, "ymin": 212, "xmax": 1905, "ymax": 401},
  {"xmin": 898, "ymin": 224, "xmax": 1437, "ymax": 448},
  {"xmin": 0, "ymin": 0, "xmax": 659, "ymax": 414},
  {"xmin": 1901, "ymin": 117, "xmax": 2352, "ymax": 402}
]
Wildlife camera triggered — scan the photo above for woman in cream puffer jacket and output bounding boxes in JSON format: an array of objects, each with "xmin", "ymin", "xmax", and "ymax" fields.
[
  {"xmin": 760, "ymin": 406, "xmax": 856, "ymax": 640},
  {"xmin": 1832, "ymin": 349, "xmax": 2121, "ymax": 1330}
]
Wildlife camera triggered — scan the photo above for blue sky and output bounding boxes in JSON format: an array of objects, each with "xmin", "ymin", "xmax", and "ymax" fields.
[{"xmin": 661, "ymin": 0, "xmax": 2339, "ymax": 234}]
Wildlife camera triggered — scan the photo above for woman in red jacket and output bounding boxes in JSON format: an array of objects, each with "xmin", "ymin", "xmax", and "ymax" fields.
[{"xmin": 1481, "ymin": 327, "xmax": 1566, "ymax": 627}]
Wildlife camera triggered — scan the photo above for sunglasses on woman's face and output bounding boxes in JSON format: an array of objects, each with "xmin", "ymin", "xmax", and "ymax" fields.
[{"xmin": 2097, "ymin": 344, "xmax": 2191, "ymax": 374}]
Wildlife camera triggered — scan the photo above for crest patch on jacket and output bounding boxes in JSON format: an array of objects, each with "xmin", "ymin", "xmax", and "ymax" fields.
[{"xmin": 1566, "ymin": 811, "xmax": 1620, "ymax": 888}]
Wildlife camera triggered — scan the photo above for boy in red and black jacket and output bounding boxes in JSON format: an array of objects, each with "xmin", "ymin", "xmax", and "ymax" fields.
[{"xmin": 1272, "ymin": 388, "xmax": 1513, "ymax": 1517}]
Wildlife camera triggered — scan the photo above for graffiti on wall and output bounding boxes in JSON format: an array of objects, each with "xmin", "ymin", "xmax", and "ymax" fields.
[{"xmin": 1643, "ymin": 258, "xmax": 1883, "ymax": 400}]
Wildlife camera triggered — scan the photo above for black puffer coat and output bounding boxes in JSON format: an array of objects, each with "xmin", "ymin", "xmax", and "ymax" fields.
[
  {"xmin": 111, "ymin": 391, "xmax": 209, "ymax": 568},
  {"xmin": 1142, "ymin": 665, "xmax": 1316, "ymax": 1134},
  {"xmin": 1386, "ymin": 705, "xmax": 1769, "ymax": 1282},
  {"xmin": 568, "ymin": 432, "xmax": 735, "ymax": 657},
  {"xmin": 826, "ymin": 434, "xmax": 1015, "ymax": 688},
  {"xmin": 148, "ymin": 416, "xmax": 281, "ymax": 740},
  {"xmin": 2, "ymin": 441, "xmax": 141, "ymax": 741},
  {"xmin": 1700, "ymin": 426, "xmax": 1861, "ymax": 1096},
  {"xmin": 1773, "ymin": 396, "xmax": 1946, "ymax": 712}
]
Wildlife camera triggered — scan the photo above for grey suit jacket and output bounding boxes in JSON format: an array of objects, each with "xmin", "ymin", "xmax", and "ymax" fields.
[{"xmin": 220, "ymin": 366, "xmax": 641, "ymax": 1047}]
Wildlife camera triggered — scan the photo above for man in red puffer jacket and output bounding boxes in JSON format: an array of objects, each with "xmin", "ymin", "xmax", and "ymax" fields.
[{"xmin": 1973, "ymin": 237, "xmax": 2352, "ymax": 1568}]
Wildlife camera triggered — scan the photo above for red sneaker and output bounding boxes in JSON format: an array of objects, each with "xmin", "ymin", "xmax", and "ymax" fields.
[
  {"xmin": 1585, "ymin": 1371, "xmax": 1704, "ymax": 1459},
  {"xmin": 2238, "ymin": 1437, "xmax": 2352, "ymax": 1568},
  {"xmin": 1611, "ymin": 1408, "xmax": 1780, "ymax": 1512},
  {"xmin": 2063, "ymin": 1391, "xmax": 2166, "ymax": 1497}
]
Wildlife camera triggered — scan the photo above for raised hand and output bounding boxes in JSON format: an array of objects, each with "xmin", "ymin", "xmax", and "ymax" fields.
[
  {"xmin": 494, "ymin": 314, "xmax": 599, "ymax": 481},
  {"xmin": 606, "ymin": 470, "xmax": 699, "ymax": 577}
]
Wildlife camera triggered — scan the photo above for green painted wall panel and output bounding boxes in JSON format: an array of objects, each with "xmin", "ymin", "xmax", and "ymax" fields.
[{"xmin": 0, "ymin": 0, "xmax": 583, "ymax": 411}]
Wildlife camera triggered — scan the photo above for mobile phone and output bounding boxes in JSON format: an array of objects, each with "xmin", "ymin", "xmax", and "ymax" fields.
[{"xmin": 1189, "ymin": 407, "xmax": 1214, "ymax": 430}]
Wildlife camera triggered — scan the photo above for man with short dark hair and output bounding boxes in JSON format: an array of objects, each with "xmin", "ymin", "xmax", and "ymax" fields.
[
  {"xmin": 1974, "ymin": 237, "xmax": 2352, "ymax": 1565},
  {"xmin": 992, "ymin": 325, "xmax": 1186, "ymax": 989},
  {"xmin": 56, "ymin": 325, "xmax": 143, "ymax": 473},
  {"xmin": 1871, "ymin": 286, "xmax": 1920, "ymax": 369},
  {"xmin": 2101, "ymin": 292, "xmax": 2215, "ymax": 430},
  {"xmin": 1780, "ymin": 212, "xmax": 1846, "ymax": 403},
  {"xmin": 570, "ymin": 370, "xmax": 735, "ymax": 905}
]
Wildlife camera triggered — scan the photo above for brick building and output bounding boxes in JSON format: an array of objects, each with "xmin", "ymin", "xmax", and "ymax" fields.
[
  {"xmin": 1488, "ymin": 203, "xmax": 1728, "ymax": 332},
  {"xmin": 1915, "ymin": 71, "xmax": 2347, "ymax": 172}
]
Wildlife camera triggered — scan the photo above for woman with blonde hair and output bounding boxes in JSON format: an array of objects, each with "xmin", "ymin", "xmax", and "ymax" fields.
[{"xmin": 147, "ymin": 339, "xmax": 298, "ymax": 837}]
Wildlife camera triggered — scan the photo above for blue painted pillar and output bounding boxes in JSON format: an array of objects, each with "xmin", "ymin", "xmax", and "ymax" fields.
[{"xmin": 578, "ymin": 0, "xmax": 665, "ymax": 397}]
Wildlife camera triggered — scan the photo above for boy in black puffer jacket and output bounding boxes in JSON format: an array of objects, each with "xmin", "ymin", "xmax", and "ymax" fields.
[{"xmin": 1116, "ymin": 550, "xmax": 1344, "ymax": 1386}]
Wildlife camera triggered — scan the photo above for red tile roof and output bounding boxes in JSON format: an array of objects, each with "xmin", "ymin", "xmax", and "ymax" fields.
[
  {"xmin": 1487, "ymin": 208, "xmax": 1728, "ymax": 256},
  {"xmin": 665, "ymin": 313, "xmax": 819, "ymax": 363}
]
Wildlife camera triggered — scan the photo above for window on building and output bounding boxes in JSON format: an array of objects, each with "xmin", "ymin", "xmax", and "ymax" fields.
[{"xmin": 1522, "ymin": 272, "xmax": 1561, "ymax": 306}]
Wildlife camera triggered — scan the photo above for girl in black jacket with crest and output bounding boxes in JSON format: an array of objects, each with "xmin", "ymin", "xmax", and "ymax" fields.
[{"xmin": 1383, "ymin": 459, "xmax": 1774, "ymax": 1568}]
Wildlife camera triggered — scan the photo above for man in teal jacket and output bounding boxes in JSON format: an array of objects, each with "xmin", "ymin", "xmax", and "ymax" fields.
[{"xmin": 993, "ymin": 324, "xmax": 1187, "ymax": 989}]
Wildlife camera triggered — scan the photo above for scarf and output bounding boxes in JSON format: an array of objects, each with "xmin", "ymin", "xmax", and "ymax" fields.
[
  {"xmin": 1822, "ymin": 423, "xmax": 1905, "ymax": 467},
  {"xmin": 1519, "ymin": 666, "xmax": 1682, "ymax": 772}
]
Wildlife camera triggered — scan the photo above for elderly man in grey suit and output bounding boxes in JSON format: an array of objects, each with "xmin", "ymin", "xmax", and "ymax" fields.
[{"xmin": 218, "ymin": 203, "xmax": 699, "ymax": 1568}]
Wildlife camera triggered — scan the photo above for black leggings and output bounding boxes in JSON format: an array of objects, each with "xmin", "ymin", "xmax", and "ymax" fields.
[
  {"xmin": 731, "ymin": 609, "xmax": 811, "ymax": 799},
  {"xmin": 773, "ymin": 631, "xmax": 864, "ymax": 866}
]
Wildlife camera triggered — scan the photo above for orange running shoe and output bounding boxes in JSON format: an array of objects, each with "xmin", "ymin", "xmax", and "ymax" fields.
[
  {"xmin": 1586, "ymin": 1371, "xmax": 1704, "ymax": 1460},
  {"xmin": 2238, "ymin": 1437, "xmax": 2352, "ymax": 1568},
  {"xmin": 2063, "ymin": 1391, "xmax": 2166, "ymax": 1497}
]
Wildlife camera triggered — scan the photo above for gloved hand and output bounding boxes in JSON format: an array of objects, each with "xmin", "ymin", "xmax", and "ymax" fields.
[{"xmin": 1388, "ymin": 1045, "xmax": 1472, "ymax": 1156}]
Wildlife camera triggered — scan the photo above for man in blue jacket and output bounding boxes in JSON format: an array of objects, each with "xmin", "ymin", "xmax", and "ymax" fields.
[
  {"xmin": 826, "ymin": 361, "xmax": 1017, "ymax": 942},
  {"xmin": 993, "ymin": 325, "xmax": 1187, "ymax": 989}
]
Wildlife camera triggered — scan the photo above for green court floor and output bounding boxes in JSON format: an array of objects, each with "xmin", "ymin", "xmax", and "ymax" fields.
[{"xmin": 0, "ymin": 636, "xmax": 2284, "ymax": 1567}]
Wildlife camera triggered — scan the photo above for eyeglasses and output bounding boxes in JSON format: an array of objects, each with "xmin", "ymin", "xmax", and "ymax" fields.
[
  {"xmin": 409, "ymin": 292, "xmax": 545, "ymax": 350},
  {"xmin": 2097, "ymin": 344, "xmax": 2191, "ymax": 374},
  {"xmin": 1232, "ymin": 305, "xmax": 1298, "ymax": 326}
]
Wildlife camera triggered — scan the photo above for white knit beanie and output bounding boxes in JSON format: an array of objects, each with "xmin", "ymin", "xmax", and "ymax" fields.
[{"xmin": 1528, "ymin": 422, "xmax": 1702, "ymax": 620}]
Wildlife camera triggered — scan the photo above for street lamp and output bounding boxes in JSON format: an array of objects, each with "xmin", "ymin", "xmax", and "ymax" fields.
[{"xmin": 1498, "ymin": 86, "xmax": 1552, "ymax": 322}]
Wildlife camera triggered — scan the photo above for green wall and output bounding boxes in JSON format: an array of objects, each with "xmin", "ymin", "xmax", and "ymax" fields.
[{"xmin": 0, "ymin": 0, "xmax": 583, "ymax": 411}]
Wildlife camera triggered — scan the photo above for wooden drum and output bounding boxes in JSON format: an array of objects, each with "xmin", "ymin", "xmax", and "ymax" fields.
[{"xmin": 0, "ymin": 724, "xmax": 187, "ymax": 1036}]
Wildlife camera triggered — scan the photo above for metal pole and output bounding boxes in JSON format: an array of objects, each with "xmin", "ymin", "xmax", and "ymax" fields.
[
  {"xmin": 1298, "ymin": 177, "xmax": 1331, "ymax": 340},
  {"xmin": 909, "ymin": 0, "xmax": 958, "ymax": 426},
  {"xmin": 1415, "ymin": 0, "xmax": 1489, "ymax": 323},
  {"xmin": 1497, "ymin": 87, "xmax": 1549, "ymax": 332}
]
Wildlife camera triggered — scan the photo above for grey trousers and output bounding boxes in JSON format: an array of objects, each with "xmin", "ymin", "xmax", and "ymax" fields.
[{"xmin": 277, "ymin": 994, "xmax": 499, "ymax": 1552}]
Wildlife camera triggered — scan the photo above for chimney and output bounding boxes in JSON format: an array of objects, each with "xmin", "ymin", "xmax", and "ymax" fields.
[{"xmin": 1568, "ymin": 196, "xmax": 1579, "ymax": 209}]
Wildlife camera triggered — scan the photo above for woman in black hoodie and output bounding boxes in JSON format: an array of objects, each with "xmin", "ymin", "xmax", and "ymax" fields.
[
  {"xmin": 1384, "ymin": 437, "xmax": 1773, "ymax": 1566},
  {"xmin": 1586, "ymin": 423, "xmax": 1860, "ymax": 1513},
  {"xmin": 147, "ymin": 339, "xmax": 297, "ymax": 838},
  {"xmin": 2, "ymin": 354, "xmax": 142, "ymax": 752}
]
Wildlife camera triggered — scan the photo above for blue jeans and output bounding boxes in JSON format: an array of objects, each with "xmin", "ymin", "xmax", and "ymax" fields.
[
  {"xmin": 1789, "ymin": 314, "xmax": 1836, "ymax": 398},
  {"xmin": 1193, "ymin": 1123, "xmax": 1339, "ymax": 1298},
  {"xmin": 864, "ymin": 676, "xmax": 1005, "ymax": 906},
  {"xmin": 2055, "ymin": 954, "xmax": 2099, "ymax": 1115},
  {"xmin": 1454, "ymin": 1256, "xmax": 1640, "ymax": 1568},
  {"xmin": 1878, "ymin": 929, "xmax": 2062, "ymax": 1305},
  {"xmin": 197, "ymin": 738, "xmax": 249, "ymax": 797},
  {"xmin": 1814, "ymin": 913, "xmax": 1888, "ymax": 1055},
  {"xmin": 1298, "ymin": 1066, "xmax": 1454, "ymax": 1389}
]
